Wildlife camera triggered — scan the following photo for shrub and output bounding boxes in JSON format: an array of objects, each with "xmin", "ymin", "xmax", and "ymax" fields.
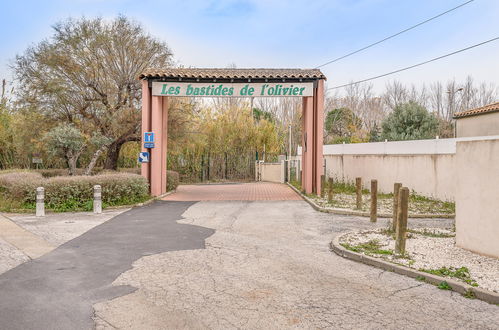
[
  {"xmin": 36, "ymin": 168, "xmax": 103, "ymax": 177},
  {"xmin": 167, "ymin": 170, "xmax": 179, "ymax": 191},
  {"xmin": 0, "ymin": 172, "xmax": 149, "ymax": 212}
]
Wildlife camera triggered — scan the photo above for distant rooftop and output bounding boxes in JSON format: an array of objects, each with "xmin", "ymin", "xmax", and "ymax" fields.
[
  {"xmin": 454, "ymin": 102, "xmax": 499, "ymax": 119},
  {"xmin": 139, "ymin": 68, "xmax": 326, "ymax": 82}
]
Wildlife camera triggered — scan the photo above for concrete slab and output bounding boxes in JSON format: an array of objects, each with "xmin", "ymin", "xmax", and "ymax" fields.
[
  {"xmin": 94, "ymin": 201, "xmax": 498, "ymax": 329},
  {"xmin": 163, "ymin": 182, "xmax": 301, "ymax": 201},
  {"xmin": 0, "ymin": 201, "xmax": 214, "ymax": 330},
  {"xmin": 0, "ymin": 214, "xmax": 54, "ymax": 259}
]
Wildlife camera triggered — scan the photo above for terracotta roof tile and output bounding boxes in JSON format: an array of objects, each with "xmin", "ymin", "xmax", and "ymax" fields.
[
  {"xmin": 139, "ymin": 68, "xmax": 326, "ymax": 81},
  {"xmin": 453, "ymin": 102, "xmax": 499, "ymax": 119}
]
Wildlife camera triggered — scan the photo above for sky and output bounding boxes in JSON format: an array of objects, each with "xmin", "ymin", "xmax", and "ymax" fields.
[{"xmin": 1, "ymin": 0, "xmax": 498, "ymax": 94}]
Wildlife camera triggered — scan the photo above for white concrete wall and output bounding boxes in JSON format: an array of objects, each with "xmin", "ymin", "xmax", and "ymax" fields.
[
  {"xmin": 325, "ymin": 154, "xmax": 455, "ymax": 201},
  {"xmin": 294, "ymin": 136, "xmax": 499, "ymax": 201},
  {"xmin": 456, "ymin": 112, "xmax": 499, "ymax": 138},
  {"xmin": 258, "ymin": 162, "xmax": 284, "ymax": 183},
  {"xmin": 455, "ymin": 139, "xmax": 499, "ymax": 258}
]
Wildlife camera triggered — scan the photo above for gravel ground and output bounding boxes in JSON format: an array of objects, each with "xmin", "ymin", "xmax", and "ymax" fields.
[
  {"xmin": 340, "ymin": 228, "xmax": 499, "ymax": 293},
  {"xmin": 310, "ymin": 193, "xmax": 454, "ymax": 215}
]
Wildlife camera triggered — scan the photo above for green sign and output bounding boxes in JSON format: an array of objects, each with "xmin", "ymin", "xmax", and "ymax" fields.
[{"xmin": 152, "ymin": 82, "xmax": 314, "ymax": 97}]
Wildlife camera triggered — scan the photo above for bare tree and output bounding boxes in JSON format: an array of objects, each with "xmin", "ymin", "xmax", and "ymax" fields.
[{"xmin": 13, "ymin": 16, "xmax": 173, "ymax": 170}]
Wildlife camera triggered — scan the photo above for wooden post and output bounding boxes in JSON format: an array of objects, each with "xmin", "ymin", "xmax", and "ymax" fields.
[
  {"xmin": 327, "ymin": 177, "xmax": 333, "ymax": 203},
  {"xmin": 392, "ymin": 183, "xmax": 402, "ymax": 232},
  {"xmin": 321, "ymin": 175, "xmax": 326, "ymax": 198},
  {"xmin": 395, "ymin": 187, "xmax": 409, "ymax": 254},
  {"xmin": 355, "ymin": 177, "xmax": 362, "ymax": 209},
  {"xmin": 370, "ymin": 179, "xmax": 377, "ymax": 222}
]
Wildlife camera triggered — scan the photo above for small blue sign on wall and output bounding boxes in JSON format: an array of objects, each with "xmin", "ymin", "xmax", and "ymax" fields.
[
  {"xmin": 144, "ymin": 142, "xmax": 155, "ymax": 149},
  {"xmin": 138, "ymin": 152, "xmax": 150, "ymax": 163},
  {"xmin": 144, "ymin": 132, "xmax": 155, "ymax": 143}
]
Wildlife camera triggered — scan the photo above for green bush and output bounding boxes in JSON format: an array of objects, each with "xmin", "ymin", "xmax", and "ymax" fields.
[
  {"xmin": 0, "ymin": 172, "xmax": 149, "ymax": 212},
  {"xmin": 36, "ymin": 168, "xmax": 103, "ymax": 177},
  {"xmin": 167, "ymin": 170, "xmax": 179, "ymax": 191}
]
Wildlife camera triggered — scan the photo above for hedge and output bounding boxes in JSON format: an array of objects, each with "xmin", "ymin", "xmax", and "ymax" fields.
[
  {"xmin": 0, "ymin": 172, "xmax": 149, "ymax": 212},
  {"xmin": 166, "ymin": 170, "xmax": 179, "ymax": 191}
]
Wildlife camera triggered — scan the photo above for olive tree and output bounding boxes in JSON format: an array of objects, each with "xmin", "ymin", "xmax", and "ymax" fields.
[
  {"xmin": 14, "ymin": 16, "xmax": 173, "ymax": 170},
  {"xmin": 44, "ymin": 125, "xmax": 86, "ymax": 175}
]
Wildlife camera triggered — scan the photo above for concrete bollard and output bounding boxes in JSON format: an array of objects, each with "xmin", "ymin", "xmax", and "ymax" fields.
[
  {"xmin": 36, "ymin": 187, "xmax": 45, "ymax": 217},
  {"xmin": 392, "ymin": 183, "xmax": 402, "ymax": 232},
  {"xmin": 328, "ymin": 177, "xmax": 334, "ymax": 203},
  {"xmin": 370, "ymin": 179, "xmax": 378, "ymax": 223},
  {"xmin": 93, "ymin": 185, "xmax": 102, "ymax": 214},
  {"xmin": 355, "ymin": 177, "xmax": 362, "ymax": 210},
  {"xmin": 395, "ymin": 187, "xmax": 409, "ymax": 254}
]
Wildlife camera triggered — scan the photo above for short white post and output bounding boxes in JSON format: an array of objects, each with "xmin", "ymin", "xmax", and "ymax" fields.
[
  {"xmin": 93, "ymin": 185, "xmax": 102, "ymax": 214},
  {"xmin": 36, "ymin": 187, "xmax": 45, "ymax": 217}
]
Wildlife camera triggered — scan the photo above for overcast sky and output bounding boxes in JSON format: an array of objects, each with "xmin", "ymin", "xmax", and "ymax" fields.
[{"xmin": 1, "ymin": 0, "xmax": 498, "ymax": 94}]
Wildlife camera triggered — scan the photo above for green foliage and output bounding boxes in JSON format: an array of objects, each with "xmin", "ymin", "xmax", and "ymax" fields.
[
  {"xmin": 369, "ymin": 123, "xmax": 382, "ymax": 142},
  {"xmin": 437, "ymin": 281, "xmax": 452, "ymax": 290},
  {"xmin": 420, "ymin": 267, "xmax": 478, "ymax": 287},
  {"xmin": 13, "ymin": 16, "xmax": 173, "ymax": 170},
  {"xmin": 381, "ymin": 102, "xmax": 438, "ymax": 141},
  {"xmin": 0, "ymin": 171, "xmax": 149, "ymax": 212},
  {"xmin": 252, "ymin": 108, "xmax": 274, "ymax": 123},
  {"xmin": 44, "ymin": 124, "xmax": 85, "ymax": 157},
  {"xmin": 166, "ymin": 170, "xmax": 179, "ymax": 191},
  {"xmin": 325, "ymin": 108, "xmax": 365, "ymax": 143}
]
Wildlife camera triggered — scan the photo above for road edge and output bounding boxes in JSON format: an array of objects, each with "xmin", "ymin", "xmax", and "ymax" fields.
[{"xmin": 330, "ymin": 232, "xmax": 499, "ymax": 305}]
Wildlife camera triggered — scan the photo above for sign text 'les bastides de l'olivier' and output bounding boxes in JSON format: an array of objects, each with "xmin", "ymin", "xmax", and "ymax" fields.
[
  {"xmin": 140, "ymin": 68, "xmax": 326, "ymax": 197},
  {"xmin": 152, "ymin": 82, "xmax": 314, "ymax": 97}
]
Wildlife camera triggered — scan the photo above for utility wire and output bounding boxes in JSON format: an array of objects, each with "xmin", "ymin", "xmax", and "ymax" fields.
[
  {"xmin": 326, "ymin": 36, "xmax": 499, "ymax": 91},
  {"xmin": 315, "ymin": 0, "xmax": 475, "ymax": 68}
]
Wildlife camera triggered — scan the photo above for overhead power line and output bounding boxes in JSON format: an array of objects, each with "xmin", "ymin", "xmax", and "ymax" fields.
[
  {"xmin": 315, "ymin": 0, "xmax": 475, "ymax": 68},
  {"xmin": 326, "ymin": 36, "xmax": 499, "ymax": 91}
]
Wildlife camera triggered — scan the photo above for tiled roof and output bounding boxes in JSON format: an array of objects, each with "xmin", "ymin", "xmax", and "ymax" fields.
[
  {"xmin": 453, "ymin": 102, "xmax": 499, "ymax": 119},
  {"xmin": 139, "ymin": 68, "xmax": 326, "ymax": 80}
]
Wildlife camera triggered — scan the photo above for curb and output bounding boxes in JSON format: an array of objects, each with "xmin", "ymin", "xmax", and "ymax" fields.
[
  {"xmin": 107, "ymin": 189, "xmax": 176, "ymax": 209},
  {"xmin": 286, "ymin": 183, "xmax": 454, "ymax": 219},
  {"xmin": 330, "ymin": 232, "xmax": 499, "ymax": 305}
]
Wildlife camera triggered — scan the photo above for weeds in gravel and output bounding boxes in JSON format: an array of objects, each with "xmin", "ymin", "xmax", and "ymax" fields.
[
  {"xmin": 438, "ymin": 281, "xmax": 452, "ymax": 290},
  {"xmin": 420, "ymin": 267, "xmax": 479, "ymax": 287},
  {"xmin": 341, "ymin": 239, "xmax": 393, "ymax": 256},
  {"xmin": 463, "ymin": 289, "xmax": 476, "ymax": 299},
  {"xmin": 307, "ymin": 179, "xmax": 455, "ymax": 215},
  {"xmin": 407, "ymin": 229, "xmax": 455, "ymax": 238}
]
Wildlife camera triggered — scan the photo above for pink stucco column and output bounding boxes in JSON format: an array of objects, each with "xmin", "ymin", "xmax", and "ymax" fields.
[
  {"xmin": 150, "ymin": 96, "xmax": 166, "ymax": 196},
  {"xmin": 161, "ymin": 96, "xmax": 169, "ymax": 194},
  {"xmin": 314, "ymin": 79, "xmax": 325, "ymax": 194},
  {"xmin": 141, "ymin": 80, "xmax": 151, "ymax": 183},
  {"xmin": 302, "ymin": 96, "xmax": 314, "ymax": 194}
]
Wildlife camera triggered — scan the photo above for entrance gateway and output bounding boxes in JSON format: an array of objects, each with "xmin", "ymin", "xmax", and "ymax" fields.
[{"xmin": 139, "ymin": 68, "xmax": 326, "ymax": 196}]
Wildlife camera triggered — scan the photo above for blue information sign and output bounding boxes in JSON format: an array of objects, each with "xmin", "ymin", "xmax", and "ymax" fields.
[
  {"xmin": 138, "ymin": 152, "xmax": 150, "ymax": 163},
  {"xmin": 144, "ymin": 142, "xmax": 155, "ymax": 149},
  {"xmin": 144, "ymin": 132, "xmax": 155, "ymax": 143}
]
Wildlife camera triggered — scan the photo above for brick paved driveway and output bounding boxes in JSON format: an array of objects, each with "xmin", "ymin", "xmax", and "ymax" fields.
[{"xmin": 163, "ymin": 182, "xmax": 301, "ymax": 201}]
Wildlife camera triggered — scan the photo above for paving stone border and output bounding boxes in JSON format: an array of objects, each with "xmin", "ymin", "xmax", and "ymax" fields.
[
  {"xmin": 330, "ymin": 232, "xmax": 499, "ymax": 305},
  {"xmin": 286, "ymin": 183, "xmax": 454, "ymax": 219}
]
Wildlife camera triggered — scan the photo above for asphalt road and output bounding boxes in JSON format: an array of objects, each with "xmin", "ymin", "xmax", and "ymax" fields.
[{"xmin": 0, "ymin": 201, "xmax": 214, "ymax": 330}]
